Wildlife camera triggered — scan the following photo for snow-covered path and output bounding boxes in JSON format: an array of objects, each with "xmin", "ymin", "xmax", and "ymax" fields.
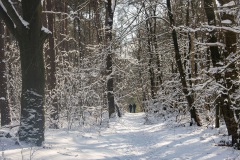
[{"xmin": 1, "ymin": 113, "xmax": 240, "ymax": 160}]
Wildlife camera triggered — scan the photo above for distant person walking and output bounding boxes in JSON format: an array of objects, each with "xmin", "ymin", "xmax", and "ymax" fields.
[
  {"xmin": 133, "ymin": 103, "xmax": 136, "ymax": 113},
  {"xmin": 129, "ymin": 104, "xmax": 133, "ymax": 113}
]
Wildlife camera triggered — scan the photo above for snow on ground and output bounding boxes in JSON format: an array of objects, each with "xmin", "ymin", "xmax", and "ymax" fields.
[{"xmin": 1, "ymin": 112, "xmax": 240, "ymax": 160}]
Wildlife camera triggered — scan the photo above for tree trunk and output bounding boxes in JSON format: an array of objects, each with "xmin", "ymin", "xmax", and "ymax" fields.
[
  {"xmin": 203, "ymin": 0, "xmax": 222, "ymax": 128},
  {"xmin": 143, "ymin": 2, "xmax": 156, "ymax": 99},
  {"xmin": 18, "ymin": 40, "xmax": 45, "ymax": 146},
  {"xmin": 166, "ymin": 0, "xmax": 201, "ymax": 126},
  {"xmin": 93, "ymin": 0, "xmax": 103, "ymax": 44},
  {"xmin": 0, "ymin": 0, "xmax": 49, "ymax": 146},
  {"xmin": 153, "ymin": 20, "xmax": 163, "ymax": 87},
  {"xmin": 46, "ymin": 0, "xmax": 58, "ymax": 129},
  {"xmin": 204, "ymin": 0, "xmax": 239, "ymax": 147},
  {"xmin": 18, "ymin": 1, "xmax": 47, "ymax": 146},
  {"xmin": 105, "ymin": 0, "xmax": 116, "ymax": 118},
  {"xmin": 0, "ymin": 20, "xmax": 11, "ymax": 126},
  {"xmin": 217, "ymin": 0, "xmax": 239, "ymax": 148},
  {"xmin": 215, "ymin": 104, "xmax": 220, "ymax": 128}
]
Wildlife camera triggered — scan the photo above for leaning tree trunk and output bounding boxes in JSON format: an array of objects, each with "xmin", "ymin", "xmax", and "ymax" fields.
[
  {"xmin": 0, "ymin": 20, "xmax": 11, "ymax": 126},
  {"xmin": 166, "ymin": 0, "xmax": 201, "ymax": 126},
  {"xmin": 0, "ymin": 0, "xmax": 49, "ymax": 146}
]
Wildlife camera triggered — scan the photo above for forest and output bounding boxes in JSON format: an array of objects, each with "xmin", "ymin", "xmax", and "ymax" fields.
[{"xmin": 0, "ymin": 0, "xmax": 240, "ymax": 158}]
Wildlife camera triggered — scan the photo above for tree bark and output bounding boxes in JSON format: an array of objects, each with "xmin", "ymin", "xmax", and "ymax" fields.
[{"xmin": 0, "ymin": 20, "xmax": 11, "ymax": 126}]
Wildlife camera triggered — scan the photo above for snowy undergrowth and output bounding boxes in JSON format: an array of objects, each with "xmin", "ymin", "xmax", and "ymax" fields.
[{"xmin": 0, "ymin": 112, "xmax": 239, "ymax": 160}]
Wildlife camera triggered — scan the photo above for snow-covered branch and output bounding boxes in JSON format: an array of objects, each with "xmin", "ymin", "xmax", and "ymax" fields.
[
  {"xmin": 0, "ymin": 0, "xmax": 27, "ymax": 31},
  {"xmin": 0, "ymin": 0, "xmax": 15, "ymax": 34}
]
